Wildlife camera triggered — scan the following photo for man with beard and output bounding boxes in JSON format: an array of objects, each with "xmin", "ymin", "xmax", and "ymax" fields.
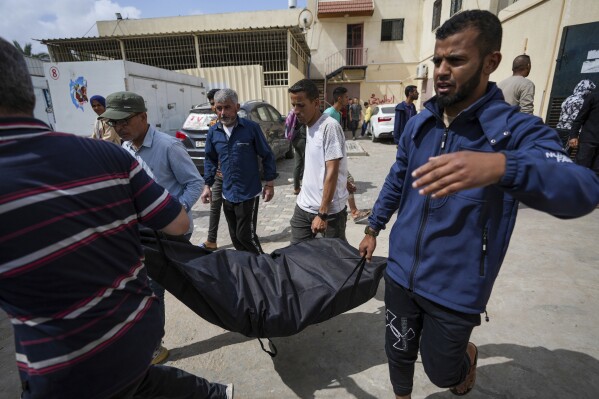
[
  {"xmin": 201, "ymin": 88, "xmax": 276, "ymax": 254},
  {"xmin": 359, "ymin": 10, "xmax": 599, "ymax": 398}
]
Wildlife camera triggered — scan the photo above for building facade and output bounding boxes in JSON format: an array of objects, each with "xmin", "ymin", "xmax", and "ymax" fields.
[{"xmin": 41, "ymin": 0, "xmax": 599, "ymax": 121}]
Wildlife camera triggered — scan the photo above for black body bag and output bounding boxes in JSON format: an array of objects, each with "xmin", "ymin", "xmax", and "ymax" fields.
[{"xmin": 141, "ymin": 230, "xmax": 386, "ymax": 339}]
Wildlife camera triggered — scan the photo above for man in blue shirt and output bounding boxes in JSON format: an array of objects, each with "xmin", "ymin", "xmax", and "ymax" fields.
[
  {"xmin": 102, "ymin": 90, "xmax": 204, "ymax": 364},
  {"xmin": 201, "ymin": 89, "xmax": 277, "ymax": 255},
  {"xmin": 393, "ymin": 85, "xmax": 419, "ymax": 145}
]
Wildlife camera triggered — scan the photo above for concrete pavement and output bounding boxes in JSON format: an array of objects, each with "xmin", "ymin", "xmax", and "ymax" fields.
[{"xmin": 2, "ymin": 137, "xmax": 599, "ymax": 398}]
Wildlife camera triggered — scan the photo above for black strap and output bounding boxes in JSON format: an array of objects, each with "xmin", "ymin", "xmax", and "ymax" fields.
[
  {"xmin": 258, "ymin": 337, "xmax": 278, "ymax": 357},
  {"xmin": 338, "ymin": 255, "xmax": 367, "ymax": 297}
]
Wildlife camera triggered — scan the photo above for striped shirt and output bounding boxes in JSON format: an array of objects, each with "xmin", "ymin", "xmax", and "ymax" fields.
[{"xmin": 0, "ymin": 117, "xmax": 182, "ymax": 398}]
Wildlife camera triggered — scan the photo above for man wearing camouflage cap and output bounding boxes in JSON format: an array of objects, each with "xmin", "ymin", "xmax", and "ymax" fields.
[{"xmin": 101, "ymin": 91, "xmax": 203, "ymax": 364}]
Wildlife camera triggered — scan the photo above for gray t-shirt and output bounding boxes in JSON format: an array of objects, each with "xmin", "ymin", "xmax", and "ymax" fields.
[{"xmin": 350, "ymin": 104, "xmax": 362, "ymax": 120}]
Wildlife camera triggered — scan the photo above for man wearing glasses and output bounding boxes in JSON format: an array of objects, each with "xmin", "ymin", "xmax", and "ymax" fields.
[{"xmin": 101, "ymin": 91, "xmax": 203, "ymax": 364}]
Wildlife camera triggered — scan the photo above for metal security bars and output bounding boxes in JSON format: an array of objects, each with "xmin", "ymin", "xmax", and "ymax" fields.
[{"xmin": 42, "ymin": 27, "xmax": 309, "ymax": 87}]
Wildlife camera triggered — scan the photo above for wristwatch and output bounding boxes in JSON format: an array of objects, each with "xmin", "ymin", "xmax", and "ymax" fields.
[
  {"xmin": 364, "ymin": 226, "xmax": 379, "ymax": 237},
  {"xmin": 317, "ymin": 212, "xmax": 328, "ymax": 221}
]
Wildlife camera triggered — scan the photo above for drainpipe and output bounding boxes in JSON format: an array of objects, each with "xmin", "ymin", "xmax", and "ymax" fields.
[{"xmin": 539, "ymin": 0, "xmax": 567, "ymax": 119}]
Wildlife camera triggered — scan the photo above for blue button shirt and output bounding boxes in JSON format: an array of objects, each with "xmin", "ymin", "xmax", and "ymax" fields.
[
  {"xmin": 124, "ymin": 125, "xmax": 203, "ymax": 233},
  {"xmin": 204, "ymin": 117, "xmax": 277, "ymax": 203}
]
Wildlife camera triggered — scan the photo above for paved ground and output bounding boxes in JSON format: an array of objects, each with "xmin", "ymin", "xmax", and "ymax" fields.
[{"xmin": 2, "ymin": 135, "xmax": 599, "ymax": 398}]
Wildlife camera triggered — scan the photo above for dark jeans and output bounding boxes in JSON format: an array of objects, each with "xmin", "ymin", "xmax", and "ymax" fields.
[
  {"xmin": 384, "ymin": 273, "xmax": 481, "ymax": 396},
  {"xmin": 349, "ymin": 120, "xmax": 359, "ymax": 139},
  {"xmin": 361, "ymin": 121, "xmax": 369, "ymax": 136},
  {"xmin": 223, "ymin": 196, "xmax": 263, "ymax": 255},
  {"xmin": 576, "ymin": 141, "xmax": 599, "ymax": 177},
  {"xmin": 111, "ymin": 365, "xmax": 227, "ymax": 399},
  {"xmin": 207, "ymin": 174, "xmax": 223, "ymax": 243},
  {"xmin": 292, "ymin": 136, "xmax": 306, "ymax": 190},
  {"xmin": 289, "ymin": 205, "xmax": 347, "ymax": 244}
]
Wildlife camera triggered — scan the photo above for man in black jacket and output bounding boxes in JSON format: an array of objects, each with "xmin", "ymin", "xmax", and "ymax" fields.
[{"xmin": 569, "ymin": 88, "xmax": 599, "ymax": 176}]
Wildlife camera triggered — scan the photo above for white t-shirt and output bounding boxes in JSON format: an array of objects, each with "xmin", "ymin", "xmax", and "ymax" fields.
[{"xmin": 297, "ymin": 114, "xmax": 349, "ymax": 214}]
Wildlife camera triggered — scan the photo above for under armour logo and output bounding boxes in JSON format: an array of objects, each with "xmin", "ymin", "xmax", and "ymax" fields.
[{"xmin": 386, "ymin": 310, "xmax": 416, "ymax": 351}]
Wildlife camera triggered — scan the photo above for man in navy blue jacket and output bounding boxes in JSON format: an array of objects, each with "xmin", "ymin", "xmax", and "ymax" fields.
[
  {"xmin": 393, "ymin": 85, "xmax": 419, "ymax": 145},
  {"xmin": 201, "ymin": 89, "xmax": 277, "ymax": 255},
  {"xmin": 359, "ymin": 10, "xmax": 599, "ymax": 398}
]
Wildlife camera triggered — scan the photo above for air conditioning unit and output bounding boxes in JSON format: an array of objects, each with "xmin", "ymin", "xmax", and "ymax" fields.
[{"xmin": 415, "ymin": 64, "xmax": 428, "ymax": 80}]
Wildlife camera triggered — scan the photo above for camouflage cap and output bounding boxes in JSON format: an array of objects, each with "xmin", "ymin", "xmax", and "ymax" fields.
[{"xmin": 100, "ymin": 91, "xmax": 147, "ymax": 120}]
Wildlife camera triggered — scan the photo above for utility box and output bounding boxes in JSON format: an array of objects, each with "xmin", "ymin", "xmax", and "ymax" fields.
[{"xmin": 43, "ymin": 60, "xmax": 208, "ymax": 136}]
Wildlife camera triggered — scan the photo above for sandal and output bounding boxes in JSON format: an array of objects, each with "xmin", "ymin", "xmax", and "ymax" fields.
[
  {"xmin": 351, "ymin": 209, "xmax": 371, "ymax": 222},
  {"xmin": 199, "ymin": 242, "xmax": 218, "ymax": 252},
  {"xmin": 450, "ymin": 342, "xmax": 478, "ymax": 396}
]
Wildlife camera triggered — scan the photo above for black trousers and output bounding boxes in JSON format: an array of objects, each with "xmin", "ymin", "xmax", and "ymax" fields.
[
  {"xmin": 207, "ymin": 175, "xmax": 223, "ymax": 243},
  {"xmin": 576, "ymin": 141, "xmax": 599, "ymax": 177},
  {"xmin": 111, "ymin": 365, "xmax": 226, "ymax": 399},
  {"xmin": 222, "ymin": 196, "xmax": 263, "ymax": 255},
  {"xmin": 384, "ymin": 273, "xmax": 481, "ymax": 396},
  {"xmin": 289, "ymin": 205, "xmax": 347, "ymax": 244}
]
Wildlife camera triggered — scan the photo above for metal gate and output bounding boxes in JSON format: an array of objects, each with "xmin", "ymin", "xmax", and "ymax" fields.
[{"xmin": 545, "ymin": 21, "xmax": 599, "ymax": 127}]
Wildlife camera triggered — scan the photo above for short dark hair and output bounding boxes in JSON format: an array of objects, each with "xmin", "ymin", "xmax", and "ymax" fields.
[
  {"xmin": 363, "ymin": 101, "xmax": 369, "ymax": 107},
  {"xmin": 512, "ymin": 55, "xmax": 531, "ymax": 72},
  {"xmin": 405, "ymin": 85, "xmax": 417, "ymax": 97},
  {"xmin": 288, "ymin": 79, "xmax": 320, "ymax": 100},
  {"xmin": 435, "ymin": 9, "xmax": 502, "ymax": 57},
  {"xmin": 332, "ymin": 86, "xmax": 348, "ymax": 103},
  {"xmin": 0, "ymin": 37, "xmax": 35, "ymax": 115},
  {"xmin": 207, "ymin": 88, "xmax": 220, "ymax": 101}
]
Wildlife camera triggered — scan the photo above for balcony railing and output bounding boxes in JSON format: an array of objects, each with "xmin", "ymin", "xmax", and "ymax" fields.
[{"xmin": 325, "ymin": 47, "xmax": 368, "ymax": 77}]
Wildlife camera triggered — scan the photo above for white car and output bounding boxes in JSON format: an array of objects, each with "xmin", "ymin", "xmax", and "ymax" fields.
[{"xmin": 367, "ymin": 105, "xmax": 396, "ymax": 142}]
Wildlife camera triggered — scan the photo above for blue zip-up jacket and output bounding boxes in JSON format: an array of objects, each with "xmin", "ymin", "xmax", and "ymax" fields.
[
  {"xmin": 369, "ymin": 83, "xmax": 599, "ymax": 314},
  {"xmin": 204, "ymin": 117, "xmax": 277, "ymax": 203},
  {"xmin": 393, "ymin": 101, "xmax": 417, "ymax": 144}
]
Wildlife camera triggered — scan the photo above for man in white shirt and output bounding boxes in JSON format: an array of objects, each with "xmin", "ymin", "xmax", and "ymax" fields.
[{"xmin": 288, "ymin": 79, "xmax": 349, "ymax": 243}]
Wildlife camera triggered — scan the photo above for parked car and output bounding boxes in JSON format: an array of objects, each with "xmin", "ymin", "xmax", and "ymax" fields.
[
  {"xmin": 367, "ymin": 105, "xmax": 396, "ymax": 142},
  {"xmin": 175, "ymin": 100, "xmax": 293, "ymax": 175}
]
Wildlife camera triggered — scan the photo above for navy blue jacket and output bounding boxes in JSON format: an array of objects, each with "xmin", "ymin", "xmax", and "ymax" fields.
[
  {"xmin": 204, "ymin": 117, "xmax": 277, "ymax": 203},
  {"xmin": 393, "ymin": 101, "xmax": 417, "ymax": 144},
  {"xmin": 369, "ymin": 83, "xmax": 599, "ymax": 314}
]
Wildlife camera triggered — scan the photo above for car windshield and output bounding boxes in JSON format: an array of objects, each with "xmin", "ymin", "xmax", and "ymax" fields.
[
  {"xmin": 381, "ymin": 107, "xmax": 395, "ymax": 114},
  {"xmin": 182, "ymin": 109, "xmax": 215, "ymax": 130}
]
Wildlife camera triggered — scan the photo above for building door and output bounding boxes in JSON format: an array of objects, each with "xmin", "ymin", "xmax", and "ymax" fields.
[
  {"xmin": 346, "ymin": 24, "xmax": 364, "ymax": 66},
  {"xmin": 545, "ymin": 21, "xmax": 599, "ymax": 126}
]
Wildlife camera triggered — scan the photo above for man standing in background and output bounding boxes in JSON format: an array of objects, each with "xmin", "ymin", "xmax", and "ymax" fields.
[
  {"xmin": 497, "ymin": 54, "xmax": 535, "ymax": 114},
  {"xmin": 349, "ymin": 97, "xmax": 362, "ymax": 140},
  {"xmin": 393, "ymin": 85, "xmax": 419, "ymax": 145}
]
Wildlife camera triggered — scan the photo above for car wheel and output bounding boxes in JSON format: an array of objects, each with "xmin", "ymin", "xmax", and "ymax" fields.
[
  {"xmin": 284, "ymin": 142, "xmax": 294, "ymax": 159},
  {"xmin": 371, "ymin": 128, "xmax": 378, "ymax": 143}
]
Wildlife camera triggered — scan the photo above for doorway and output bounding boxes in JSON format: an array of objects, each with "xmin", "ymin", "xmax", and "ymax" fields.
[{"xmin": 346, "ymin": 24, "xmax": 364, "ymax": 66}]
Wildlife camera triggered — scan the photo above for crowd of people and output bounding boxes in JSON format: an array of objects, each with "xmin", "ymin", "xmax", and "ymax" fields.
[{"xmin": 2, "ymin": 8, "xmax": 599, "ymax": 399}]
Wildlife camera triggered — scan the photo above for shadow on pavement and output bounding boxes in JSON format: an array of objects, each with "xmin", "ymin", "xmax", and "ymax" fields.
[
  {"xmin": 260, "ymin": 226, "xmax": 292, "ymax": 244},
  {"xmin": 425, "ymin": 343, "xmax": 599, "ymax": 398},
  {"xmin": 169, "ymin": 331, "xmax": 253, "ymax": 362},
  {"xmin": 270, "ymin": 306, "xmax": 387, "ymax": 399}
]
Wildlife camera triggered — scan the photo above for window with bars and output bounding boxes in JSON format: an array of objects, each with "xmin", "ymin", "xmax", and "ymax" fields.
[
  {"xmin": 432, "ymin": 0, "xmax": 442, "ymax": 31},
  {"xmin": 381, "ymin": 19, "xmax": 404, "ymax": 41},
  {"xmin": 450, "ymin": 0, "xmax": 462, "ymax": 16}
]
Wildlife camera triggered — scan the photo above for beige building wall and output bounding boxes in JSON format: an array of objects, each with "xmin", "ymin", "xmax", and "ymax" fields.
[
  {"xmin": 305, "ymin": 0, "xmax": 424, "ymax": 106},
  {"xmin": 179, "ymin": 65, "xmax": 263, "ymax": 104},
  {"xmin": 97, "ymin": 9, "xmax": 301, "ymax": 36},
  {"xmin": 496, "ymin": 0, "xmax": 599, "ymax": 117}
]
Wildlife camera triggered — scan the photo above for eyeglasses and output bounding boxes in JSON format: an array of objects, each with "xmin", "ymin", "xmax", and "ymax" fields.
[{"xmin": 106, "ymin": 113, "xmax": 140, "ymax": 127}]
